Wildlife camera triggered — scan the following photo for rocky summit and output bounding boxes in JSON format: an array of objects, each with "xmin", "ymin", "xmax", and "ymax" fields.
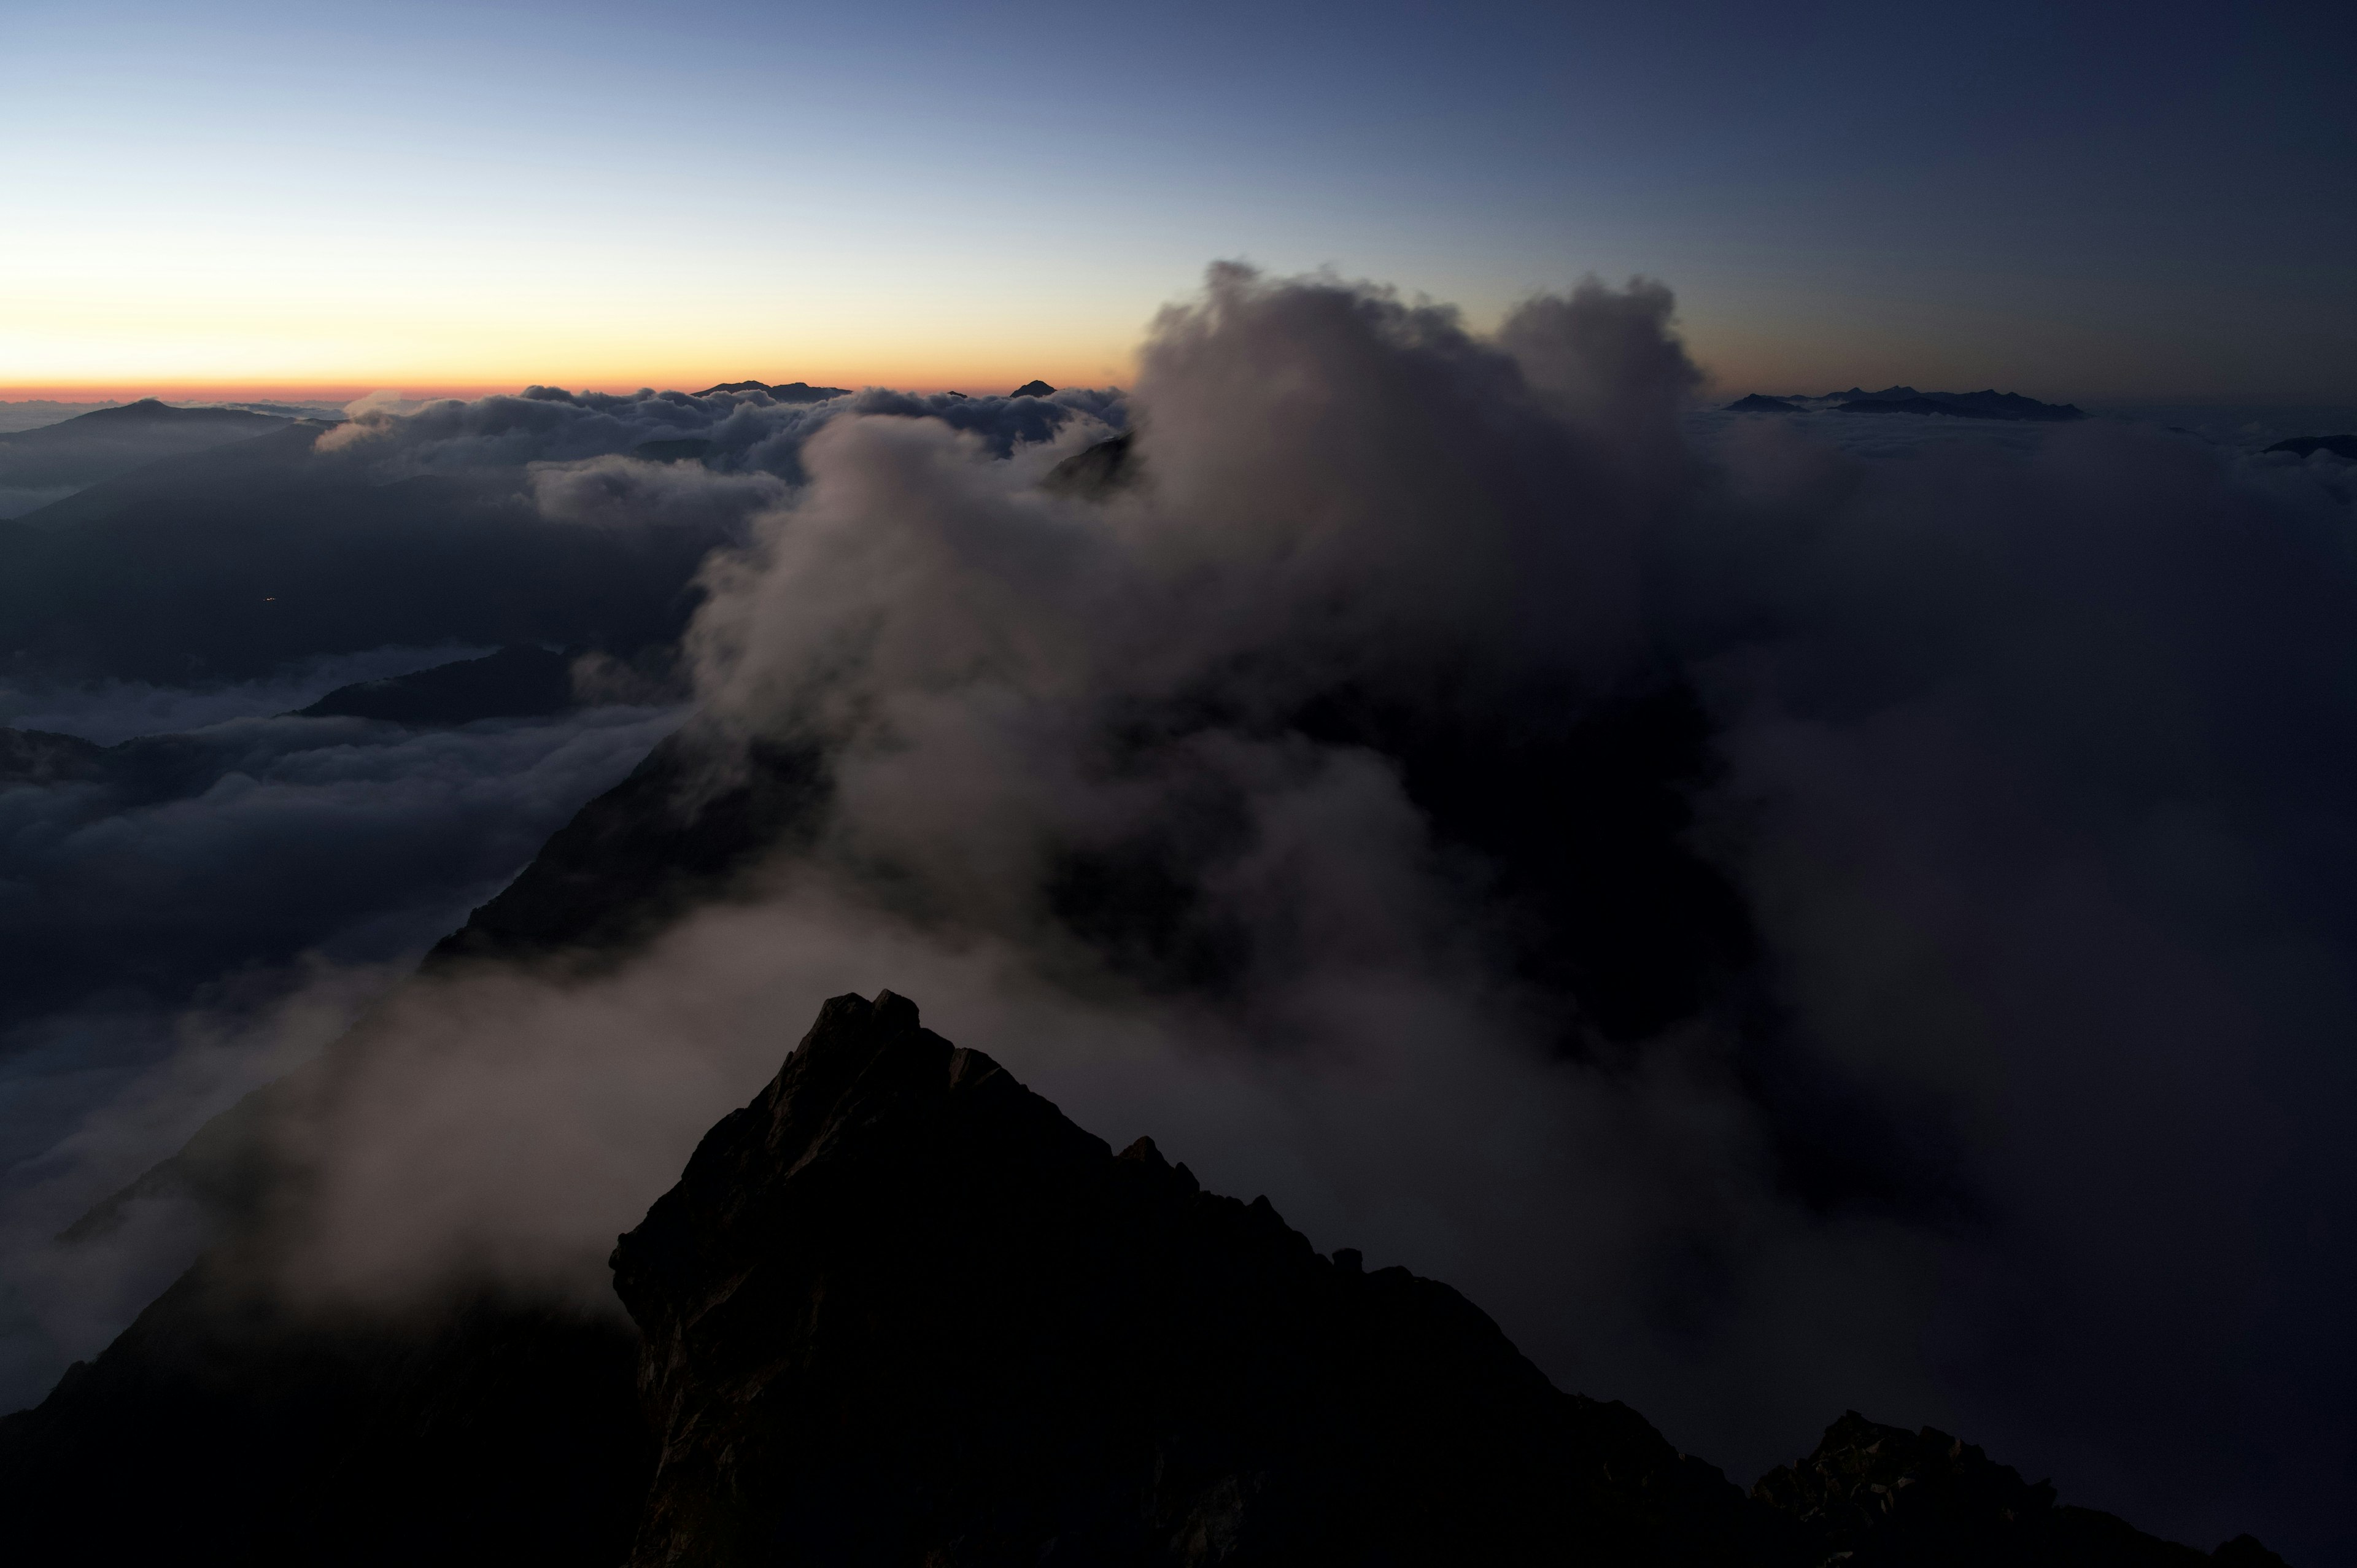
[
  {"xmin": 0, "ymin": 991, "xmax": 2293, "ymax": 1564},
  {"xmin": 612, "ymin": 990, "xmax": 1757, "ymax": 1566}
]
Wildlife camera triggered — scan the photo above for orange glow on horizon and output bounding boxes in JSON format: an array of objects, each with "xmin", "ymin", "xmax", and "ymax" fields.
[{"xmin": 0, "ymin": 366, "xmax": 1130, "ymax": 405}]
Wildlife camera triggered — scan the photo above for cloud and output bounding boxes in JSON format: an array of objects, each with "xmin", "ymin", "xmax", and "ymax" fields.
[
  {"xmin": 0, "ymin": 644, "xmax": 495, "ymax": 744},
  {"xmin": 23, "ymin": 268, "xmax": 2357, "ymax": 1557},
  {"xmin": 274, "ymin": 268, "xmax": 1937, "ymax": 1489},
  {"xmin": 0, "ymin": 698, "xmax": 685, "ymax": 1407},
  {"xmin": 319, "ymin": 381, "xmax": 1125, "ymax": 488}
]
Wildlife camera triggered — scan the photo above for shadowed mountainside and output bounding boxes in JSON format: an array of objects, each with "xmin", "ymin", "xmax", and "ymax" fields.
[
  {"xmin": 0, "ymin": 990, "xmax": 2288, "ymax": 1565},
  {"xmin": 294, "ymin": 643, "xmax": 580, "ymax": 726},
  {"xmin": 0, "ymin": 399, "xmax": 293, "ymax": 516},
  {"xmin": 611, "ymin": 989, "xmax": 1763, "ymax": 1565}
]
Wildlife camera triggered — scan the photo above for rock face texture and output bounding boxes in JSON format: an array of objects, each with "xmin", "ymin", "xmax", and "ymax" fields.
[{"xmin": 612, "ymin": 989, "xmax": 1764, "ymax": 1567}]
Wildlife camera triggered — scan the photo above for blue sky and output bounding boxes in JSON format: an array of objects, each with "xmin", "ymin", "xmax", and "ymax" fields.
[{"xmin": 3, "ymin": 0, "xmax": 2348, "ymax": 398}]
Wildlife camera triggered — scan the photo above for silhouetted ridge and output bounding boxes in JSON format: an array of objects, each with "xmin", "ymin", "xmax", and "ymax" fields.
[
  {"xmin": 1754, "ymin": 1412, "xmax": 2283, "ymax": 1567},
  {"xmin": 1717, "ymin": 387, "xmax": 2087, "ymax": 422},
  {"xmin": 295, "ymin": 643, "xmax": 579, "ymax": 726},
  {"xmin": 0, "ymin": 398, "xmax": 293, "ymax": 514},
  {"xmin": 689, "ymin": 380, "xmax": 850, "ymax": 401},
  {"xmin": 2, "ymin": 992, "xmax": 2293, "ymax": 1564},
  {"xmin": 0, "ymin": 727, "xmax": 107, "ymax": 784},
  {"xmin": 1043, "ymin": 429, "xmax": 1139, "ymax": 497},
  {"xmin": 611, "ymin": 989, "xmax": 1765, "ymax": 1564},
  {"xmin": 1009, "ymin": 379, "xmax": 1057, "ymax": 398},
  {"xmin": 426, "ymin": 727, "xmax": 827, "ymax": 970}
]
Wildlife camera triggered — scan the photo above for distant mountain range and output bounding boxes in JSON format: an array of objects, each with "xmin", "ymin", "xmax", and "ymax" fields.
[
  {"xmin": 1724, "ymin": 387, "xmax": 2088, "ymax": 422},
  {"xmin": 0, "ymin": 398, "xmax": 301, "ymax": 516},
  {"xmin": 687, "ymin": 379, "xmax": 1062, "ymax": 401}
]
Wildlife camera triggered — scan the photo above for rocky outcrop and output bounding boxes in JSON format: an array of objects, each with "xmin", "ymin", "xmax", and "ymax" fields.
[
  {"xmin": 425, "ymin": 727, "xmax": 827, "ymax": 971},
  {"xmin": 1755, "ymin": 1412, "xmax": 2285, "ymax": 1567},
  {"xmin": 612, "ymin": 989, "xmax": 1768, "ymax": 1566},
  {"xmin": 1, "ymin": 990, "xmax": 2296, "ymax": 1565}
]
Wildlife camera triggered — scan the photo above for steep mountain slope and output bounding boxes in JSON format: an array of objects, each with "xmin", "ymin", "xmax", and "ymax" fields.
[
  {"xmin": 295, "ymin": 643, "xmax": 580, "ymax": 725},
  {"xmin": 0, "ymin": 989, "xmax": 2294, "ymax": 1564},
  {"xmin": 614, "ymin": 989, "xmax": 1766, "ymax": 1566}
]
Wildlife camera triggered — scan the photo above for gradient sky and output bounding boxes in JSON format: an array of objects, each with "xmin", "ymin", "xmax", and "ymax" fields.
[{"xmin": 4, "ymin": 0, "xmax": 2349, "ymax": 401}]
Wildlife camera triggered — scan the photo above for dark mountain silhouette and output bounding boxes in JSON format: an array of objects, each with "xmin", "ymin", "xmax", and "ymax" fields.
[
  {"xmin": 1719, "ymin": 387, "xmax": 2087, "ymax": 422},
  {"xmin": 1835, "ymin": 388, "xmax": 2085, "ymax": 420},
  {"xmin": 1755, "ymin": 1412, "xmax": 2286, "ymax": 1567},
  {"xmin": 689, "ymin": 380, "xmax": 850, "ymax": 401},
  {"xmin": 0, "ymin": 424, "xmax": 732, "ymax": 684},
  {"xmin": 0, "ymin": 1262, "xmax": 648, "ymax": 1567},
  {"xmin": 1009, "ymin": 379, "xmax": 1057, "ymax": 398},
  {"xmin": 294, "ymin": 644, "xmax": 579, "ymax": 726},
  {"xmin": 0, "ymin": 725, "xmax": 107, "ymax": 785},
  {"xmin": 0, "ymin": 398, "xmax": 295, "ymax": 515},
  {"xmin": 0, "ymin": 991, "xmax": 2286, "ymax": 1564},
  {"xmin": 2263, "ymin": 435, "xmax": 2357, "ymax": 460},
  {"xmin": 426, "ymin": 728, "xmax": 825, "ymax": 970},
  {"xmin": 1042, "ymin": 429, "xmax": 1139, "ymax": 496},
  {"xmin": 611, "ymin": 989, "xmax": 1763, "ymax": 1564}
]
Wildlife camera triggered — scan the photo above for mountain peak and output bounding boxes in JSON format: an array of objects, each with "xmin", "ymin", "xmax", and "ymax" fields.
[{"xmin": 608, "ymin": 988, "xmax": 1755, "ymax": 1564}]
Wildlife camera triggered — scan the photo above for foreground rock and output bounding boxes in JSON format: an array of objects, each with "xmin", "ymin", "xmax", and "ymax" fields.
[
  {"xmin": 614, "ymin": 989, "xmax": 1762, "ymax": 1566},
  {"xmin": 2, "ymin": 991, "xmax": 2293, "ymax": 1564},
  {"xmin": 1757, "ymin": 1412, "xmax": 2287, "ymax": 1568}
]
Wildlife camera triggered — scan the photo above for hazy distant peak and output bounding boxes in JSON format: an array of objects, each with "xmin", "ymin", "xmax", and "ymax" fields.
[
  {"xmin": 765, "ymin": 381, "xmax": 850, "ymax": 403},
  {"xmin": 691, "ymin": 379, "xmax": 850, "ymax": 402},
  {"xmin": 1009, "ymin": 379, "xmax": 1056, "ymax": 398},
  {"xmin": 68, "ymin": 399, "xmax": 285, "ymax": 428}
]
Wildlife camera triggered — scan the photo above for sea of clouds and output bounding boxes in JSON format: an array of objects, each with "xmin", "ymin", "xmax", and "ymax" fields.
[{"xmin": 4, "ymin": 269, "xmax": 2353, "ymax": 1557}]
